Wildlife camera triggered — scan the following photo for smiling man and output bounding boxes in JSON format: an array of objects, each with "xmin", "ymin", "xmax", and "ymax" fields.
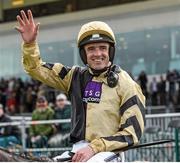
[
  {"xmin": 16, "ymin": 10, "xmax": 145, "ymax": 162},
  {"xmin": 84, "ymin": 42, "xmax": 110, "ymax": 70}
]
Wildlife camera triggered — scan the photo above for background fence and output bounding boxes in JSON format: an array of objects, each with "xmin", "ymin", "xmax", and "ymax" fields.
[{"xmin": 1, "ymin": 113, "xmax": 180, "ymax": 161}]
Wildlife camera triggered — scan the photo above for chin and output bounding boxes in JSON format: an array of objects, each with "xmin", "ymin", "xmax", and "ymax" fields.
[{"xmin": 93, "ymin": 66, "xmax": 105, "ymax": 70}]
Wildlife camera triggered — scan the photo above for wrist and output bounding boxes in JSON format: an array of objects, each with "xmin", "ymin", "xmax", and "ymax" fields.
[
  {"xmin": 90, "ymin": 138, "xmax": 106, "ymax": 153},
  {"xmin": 88, "ymin": 144, "xmax": 98, "ymax": 154},
  {"xmin": 23, "ymin": 41, "xmax": 37, "ymax": 47}
]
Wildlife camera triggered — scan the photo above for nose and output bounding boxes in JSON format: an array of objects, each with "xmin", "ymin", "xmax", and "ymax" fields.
[{"xmin": 94, "ymin": 48, "xmax": 101, "ymax": 57}]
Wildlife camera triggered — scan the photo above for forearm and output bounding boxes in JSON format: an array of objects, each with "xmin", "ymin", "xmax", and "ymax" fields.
[
  {"xmin": 21, "ymin": 42, "xmax": 74, "ymax": 92},
  {"xmin": 90, "ymin": 104, "xmax": 145, "ymax": 153},
  {"xmin": 22, "ymin": 42, "xmax": 41, "ymax": 71},
  {"xmin": 89, "ymin": 127, "xmax": 140, "ymax": 153}
]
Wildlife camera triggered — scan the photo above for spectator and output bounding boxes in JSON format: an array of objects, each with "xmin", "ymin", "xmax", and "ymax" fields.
[
  {"xmin": 6, "ymin": 91, "xmax": 17, "ymax": 115},
  {"xmin": 0, "ymin": 89, "xmax": 6, "ymax": 112},
  {"xmin": 138, "ymin": 71, "xmax": 148, "ymax": 98},
  {"xmin": 166, "ymin": 70, "xmax": 176, "ymax": 105},
  {"xmin": 54, "ymin": 93, "xmax": 71, "ymax": 133},
  {"xmin": 173, "ymin": 69, "xmax": 180, "ymax": 105},
  {"xmin": 29, "ymin": 96, "xmax": 55, "ymax": 148},
  {"xmin": 150, "ymin": 77, "xmax": 158, "ymax": 106},
  {"xmin": 158, "ymin": 75, "xmax": 166, "ymax": 105},
  {"xmin": 48, "ymin": 93, "xmax": 71, "ymax": 155},
  {"xmin": 24, "ymin": 86, "xmax": 36, "ymax": 112},
  {"xmin": 177, "ymin": 72, "xmax": 180, "ymax": 105},
  {"xmin": 0, "ymin": 104, "xmax": 20, "ymax": 148}
]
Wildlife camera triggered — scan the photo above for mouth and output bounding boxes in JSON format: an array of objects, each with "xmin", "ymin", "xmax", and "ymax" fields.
[{"xmin": 92, "ymin": 58, "xmax": 104, "ymax": 62}]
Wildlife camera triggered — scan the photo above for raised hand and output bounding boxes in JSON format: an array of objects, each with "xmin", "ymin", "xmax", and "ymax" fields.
[{"xmin": 15, "ymin": 10, "xmax": 40, "ymax": 44}]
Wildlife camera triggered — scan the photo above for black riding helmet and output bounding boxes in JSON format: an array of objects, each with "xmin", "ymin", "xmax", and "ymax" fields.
[{"xmin": 77, "ymin": 21, "xmax": 116, "ymax": 65}]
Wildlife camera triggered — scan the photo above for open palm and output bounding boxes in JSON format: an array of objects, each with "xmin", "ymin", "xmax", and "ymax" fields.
[{"xmin": 15, "ymin": 10, "xmax": 40, "ymax": 43}]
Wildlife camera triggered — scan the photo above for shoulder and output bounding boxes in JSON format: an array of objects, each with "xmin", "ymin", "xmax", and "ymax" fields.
[
  {"xmin": 119, "ymin": 69, "xmax": 134, "ymax": 81},
  {"xmin": 72, "ymin": 66, "xmax": 88, "ymax": 74},
  {"xmin": 50, "ymin": 63, "xmax": 73, "ymax": 75},
  {"xmin": 118, "ymin": 69, "xmax": 139, "ymax": 89},
  {"xmin": 70, "ymin": 66, "xmax": 90, "ymax": 81},
  {"xmin": 47, "ymin": 107, "xmax": 54, "ymax": 114},
  {"xmin": 64, "ymin": 104, "xmax": 71, "ymax": 112},
  {"xmin": 32, "ymin": 109, "xmax": 38, "ymax": 117},
  {"xmin": 53, "ymin": 64, "xmax": 88, "ymax": 76}
]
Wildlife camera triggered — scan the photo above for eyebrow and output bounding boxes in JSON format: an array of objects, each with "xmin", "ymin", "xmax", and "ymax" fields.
[{"xmin": 86, "ymin": 44, "xmax": 109, "ymax": 48}]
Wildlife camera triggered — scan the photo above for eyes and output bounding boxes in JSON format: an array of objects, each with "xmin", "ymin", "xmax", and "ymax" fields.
[{"xmin": 86, "ymin": 45, "xmax": 109, "ymax": 53}]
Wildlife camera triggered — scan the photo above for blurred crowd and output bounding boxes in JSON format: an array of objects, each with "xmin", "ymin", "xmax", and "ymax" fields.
[
  {"xmin": 0, "ymin": 77, "xmax": 59, "ymax": 115},
  {"xmin": 0, "ymin": 69, "xmax": 180, "ymax": 151},
  {"xmin": 0, "ymin": 70, "xmax": 180, "ymax": 116},
  {"xmin": 137, "ymin": 69, "xmax": 180, "ymax": 106},
  {"xmin": 0, "ymin": 69, "xmax": 180, "ymax": 116},
  {"xmin": 0, "ymin": 92, "xmax": 71, "ymax": 152}
]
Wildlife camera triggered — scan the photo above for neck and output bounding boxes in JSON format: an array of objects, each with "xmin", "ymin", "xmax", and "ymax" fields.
[
  {"xmin": 87, "ymin": 62, "xmax": 112, "ymax": 76},
  {"xmin": 90, "ymin": 67, "xmax": 109, "ymax": 76}
]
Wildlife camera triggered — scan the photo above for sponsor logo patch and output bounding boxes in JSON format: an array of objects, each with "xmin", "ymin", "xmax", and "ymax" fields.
[{"xmin": 83, "ymin": 81, "xmax": 102, "ymax": 103}]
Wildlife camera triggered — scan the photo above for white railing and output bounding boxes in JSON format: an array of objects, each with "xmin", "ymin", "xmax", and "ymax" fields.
[
  {"xmin": 0, "ymin": 112, "xmax": 180, "ymax": 161},
  {"xmin": 0, "ymin": 118, "xmax": 71, "ymax": 151},
  {"xmin": 146, "ymin": 113, "xmax": 180, "ymax": 131}
]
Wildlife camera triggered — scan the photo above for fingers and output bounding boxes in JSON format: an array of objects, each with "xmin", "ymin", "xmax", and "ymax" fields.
[
  {"xmin": 72, "ymin": 153, "xmax": 78, "ymax": 161},
  {"xmin": 79, "ymin": 156, "xmax": 87, "ymax": 162},
  {"xmin": 72, "ymin": 153, "xmax": 86, "ymax": 162},
  {"xmin": 72, "ymin": 153, "xmax": 81, "ymax": 162},
  {"xmin": 15, "ymin": 9, "xmax": 37, "ymax": 34},
  {"xmin": 20, "ymin": 10, "xmax": 29, "ymax": 24},
  {"xmin": 16, "ymin": 15, "xmax": 25, "ymax": 27},
  {"xmin": 27, "ymin": 10, "xmax": 34, "ymax": 24}
]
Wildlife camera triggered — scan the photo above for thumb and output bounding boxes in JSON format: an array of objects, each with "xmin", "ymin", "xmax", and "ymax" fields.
[
  {"xmin": 14, "ymin": 26, "xmax": 23, "ymax": 33},
  {"xmin": 35, "ymin": 22, "xmax": 40, "ymax": 34}
]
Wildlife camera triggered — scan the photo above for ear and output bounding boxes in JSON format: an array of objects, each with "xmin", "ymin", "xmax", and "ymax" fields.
[
  {"xmin": 109, "ymin": 45, "xmax": 115, "ymax": 63},
  {"xmin": 79, "ymin": 48, "xmax": 87, "ymax": 64}
]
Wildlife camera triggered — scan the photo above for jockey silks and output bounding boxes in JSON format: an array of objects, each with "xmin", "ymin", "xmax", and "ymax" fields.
[{"xmin": 22, "ymin": 42, "xmax": 145, "ymax": 153}]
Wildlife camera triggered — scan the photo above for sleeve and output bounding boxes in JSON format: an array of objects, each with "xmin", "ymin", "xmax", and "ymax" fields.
[
  {"xmin": 41, "ymin": 108, "xmax": 54, "ymax": 136},
  {"xmin": 47, "ymin": 108, "xmax": 54, "ymax": 120},
  {"xmin": 89, "ymin": 71, "xmax": 145, "ymax": 153},
  {"xmin": 41, "ymin": 126, "xmax": 53, "ymax": 136},
  {"xmin": 22, "ymin": 42, "xmax": 75, "ymax": 94}
]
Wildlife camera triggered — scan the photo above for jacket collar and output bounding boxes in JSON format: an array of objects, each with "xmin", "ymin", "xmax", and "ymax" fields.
[{"xmin": 88, "ymin": 68, "xmax": 108, "ymax": 85}]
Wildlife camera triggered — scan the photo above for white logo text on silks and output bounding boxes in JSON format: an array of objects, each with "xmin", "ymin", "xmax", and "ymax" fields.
[{"xmin": 83, "ymin": 81, "xmax": 102, "ymax": 103}]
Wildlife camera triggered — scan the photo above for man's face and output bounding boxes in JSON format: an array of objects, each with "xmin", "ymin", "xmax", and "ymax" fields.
[
  {"xmin": 36, "ymin": 100, "xmax": 48, "ymax": 110},
  {"xmin": 56, "ymin": 99, "xmax": 66, "ymax": 109},
  {"xmin": 84, "ymin": 42, "xmax": 110, "ymax": 70}
]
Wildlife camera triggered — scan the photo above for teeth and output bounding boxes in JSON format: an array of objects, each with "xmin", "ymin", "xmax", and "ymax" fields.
[{"xmin": 93, "ymin": 58, "xmax": 103, "ymax": 61}]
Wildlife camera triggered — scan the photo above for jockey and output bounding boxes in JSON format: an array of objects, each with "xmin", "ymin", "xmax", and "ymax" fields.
[{"xmin": 16, "ymin": 10, "xmax": 145, "ymax": 162}]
